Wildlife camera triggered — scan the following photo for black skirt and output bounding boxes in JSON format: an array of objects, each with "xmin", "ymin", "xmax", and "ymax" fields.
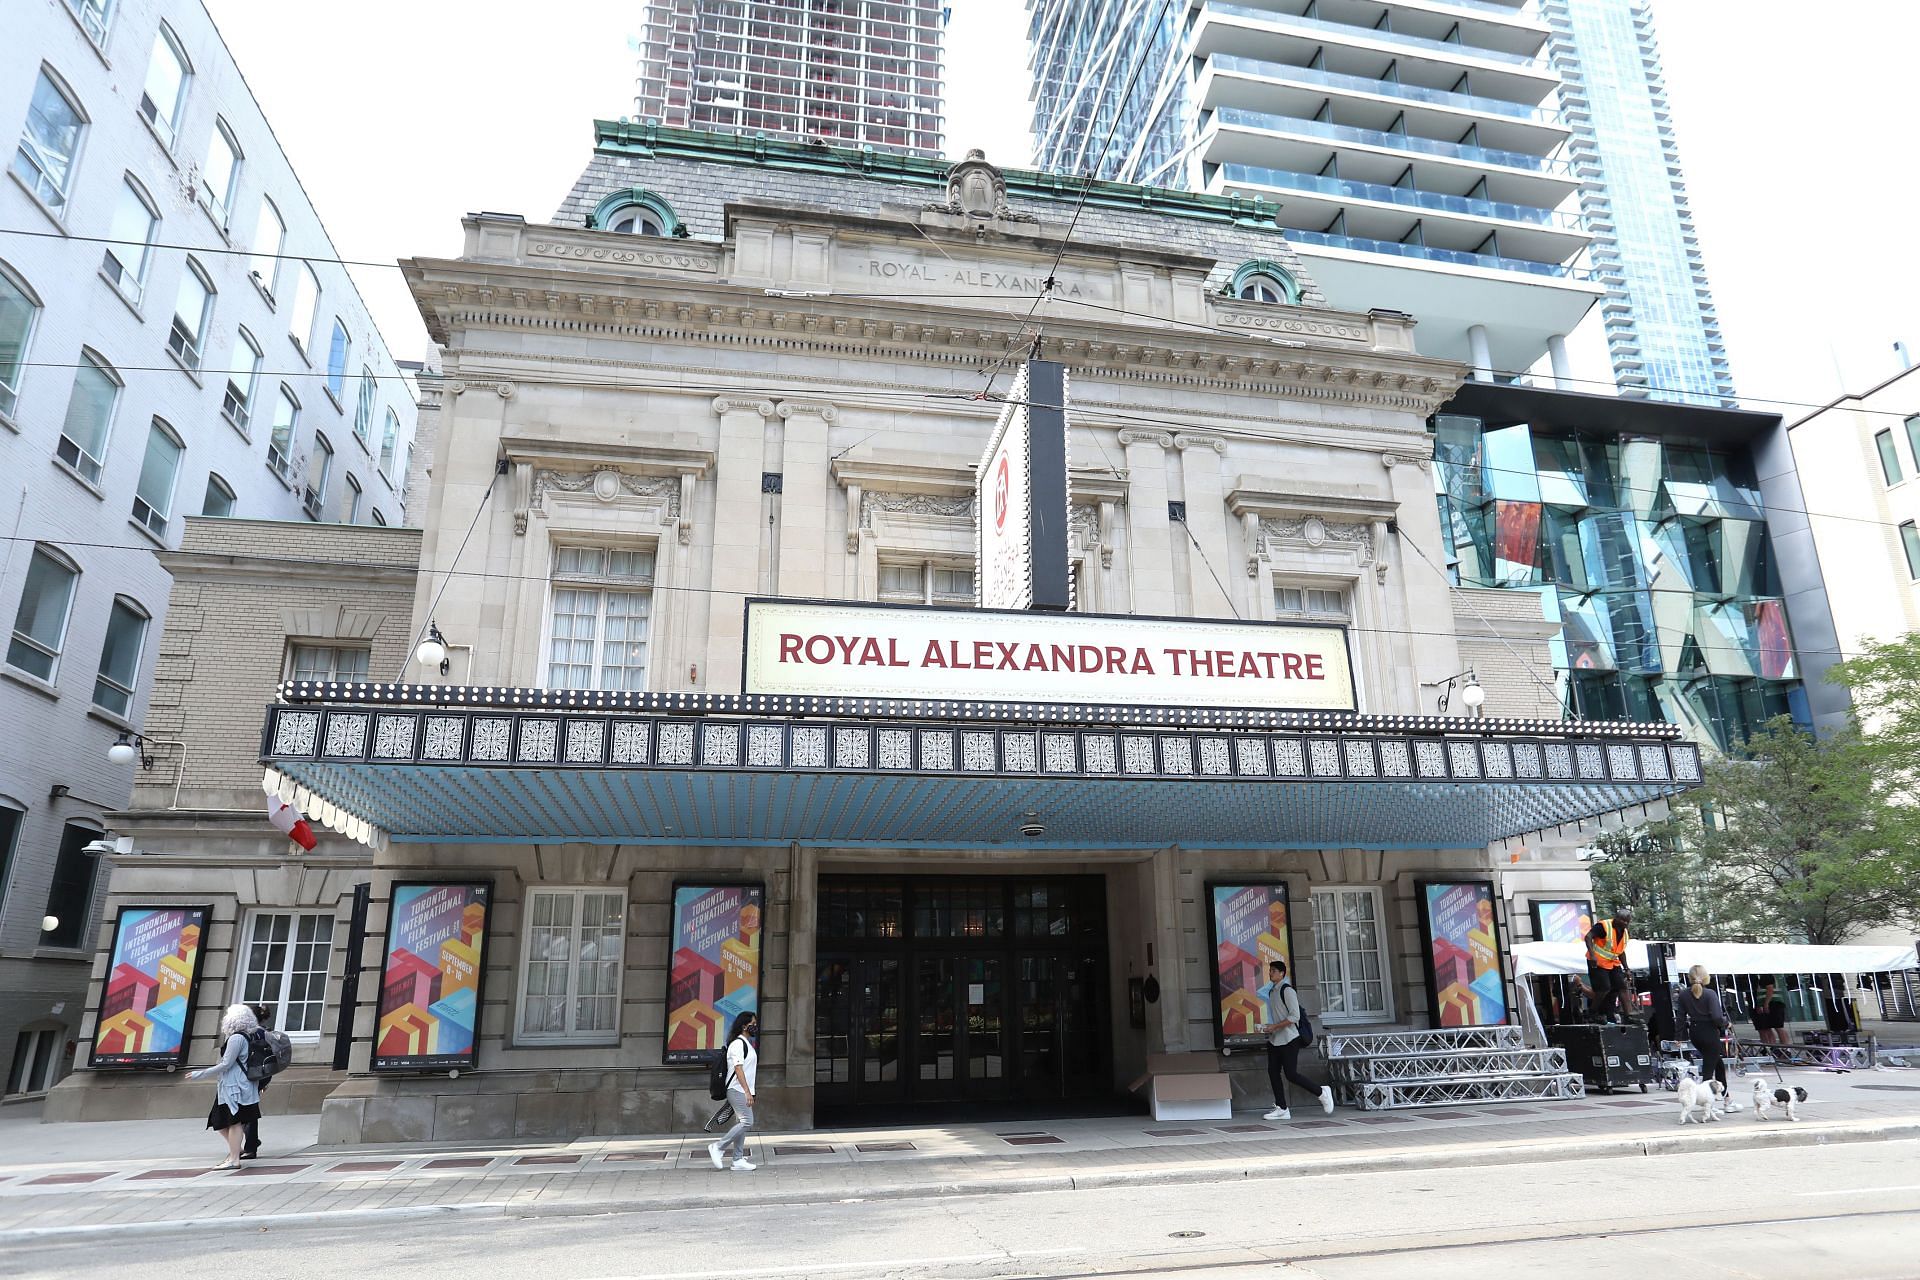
[{"xmin": 207, "ymin": 1101, "xmax": 261, "ymax": 1131}]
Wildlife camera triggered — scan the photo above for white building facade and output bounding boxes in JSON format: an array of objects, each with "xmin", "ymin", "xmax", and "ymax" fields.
[{"xmin": 0, "ymin": 0, "xmax": 418, "ymax": 1096}]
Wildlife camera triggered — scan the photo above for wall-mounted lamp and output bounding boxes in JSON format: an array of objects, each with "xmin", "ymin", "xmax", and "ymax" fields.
[
  {"xmin": 1431, "ymin": 668, "xmax": 1487, "ymax": 717},
  {"xmin": 415, "ymin": 621, "xmax": 451, "ymax": 676},
  {"xmin": 107, "ymin": 732, "xmax": 190, "ymax": 808}
]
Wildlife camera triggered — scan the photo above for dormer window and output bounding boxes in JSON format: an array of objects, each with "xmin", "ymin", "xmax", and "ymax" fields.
[
  {"xmin": 1238, "ymin": 274, "xmax": 1289, "ymax": 303},
  {"xmin": 1227, "ymin": 260, "xmax": 1301, "ymax": 306},
  {"xmin": 589, "ymin": 188, "xmax": 682, "ymax": 238},
  {"xmin": 608, "ymin": 206, "xmax": 666, "ymax": 236}
]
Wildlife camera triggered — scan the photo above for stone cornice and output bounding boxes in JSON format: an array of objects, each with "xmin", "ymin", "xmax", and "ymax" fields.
[
  {"xmin": 1226, "ymin": 485, "xmax": 1400, "ymax": 522},
  {"xmin": 499, "ymin": 434, "xmax": 714, "ymax": 476},
  {"xmin": 831, "ymin": 458, "xmax": 973, "ymax": 496},
  {"xmin": 158, "ymin": 552, "xmax": 418, "ymax": 588}
]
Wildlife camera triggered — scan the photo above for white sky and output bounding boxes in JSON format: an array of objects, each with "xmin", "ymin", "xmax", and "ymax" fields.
[{"xmin": 206, "ymin": 0, "xmax": 1919, "ymax": 418}]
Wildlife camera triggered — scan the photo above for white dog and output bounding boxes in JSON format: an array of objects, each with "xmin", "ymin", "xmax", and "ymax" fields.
[
  {"xmin": 1678, "ymin": 1076, "xmax": 1725, "ymax": 1125},
  {"xmin": 1752, "ymin": 1079, "xmax": 1809, "ymax": 1121}
]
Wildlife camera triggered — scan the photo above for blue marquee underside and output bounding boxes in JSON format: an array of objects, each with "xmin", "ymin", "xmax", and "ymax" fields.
[{"xmin": 272, "ymin": 760, "xmax": 1676, "ymax": 850}]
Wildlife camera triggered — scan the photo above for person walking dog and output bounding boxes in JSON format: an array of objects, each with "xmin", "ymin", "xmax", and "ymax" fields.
[
  {"xmin": 1677, "ymin": 964, "xmax": 1740, "ymax": 1110},
  {"xmin": 1257, "ymin": 960, "xmax": 1334, "ymax": 1121},
  {"xmin": 707, "ymin": 1011, "xmax": 759, "ymax": 1172},
  {"xmin": 187, "ymin": 1004, "xmax": 262, "ymax": 1170}
]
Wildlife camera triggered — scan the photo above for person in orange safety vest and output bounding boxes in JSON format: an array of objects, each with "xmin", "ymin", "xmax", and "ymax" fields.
[{"xmin": 1585, "ymin": 905, "xmax": 1635, "ymax": 1023}]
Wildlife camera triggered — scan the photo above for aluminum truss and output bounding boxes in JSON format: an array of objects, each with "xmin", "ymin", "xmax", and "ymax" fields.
[
  {"xmin": 1322, "ymin": 1025, "xmax": 1526, "ymax": 1059},
  {"xmin": 1357, "ymin": 1073, "xmax": 1585, "ymax": 1110},
  {"xmin": 1331, "ymin": 1047, "xmax": 1569, "ymax": 1084},
  {"xmin": 1732, "ymin": 1038, "xmax": 1870, "ymax": 1070}
]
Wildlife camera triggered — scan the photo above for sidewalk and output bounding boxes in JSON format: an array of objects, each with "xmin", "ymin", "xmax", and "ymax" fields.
[{"xmin": 1, "ymin": 1063, "xmax": 1916, "ymax": 1242}]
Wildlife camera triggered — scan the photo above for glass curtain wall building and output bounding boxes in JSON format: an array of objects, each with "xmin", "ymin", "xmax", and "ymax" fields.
[
  {"xmin": 635, "ymin": 0, "xmax": 945, "ymax": 157},
  {"xmin": 1433, "ymin": 384, "xmax": 1811, "ymax": 751},
  {"xmin": 1026, "ymin": 0, "xmax": 1599, "ymax": 384},
  {"xmin": 1545, "ymin": 0, "xmax": 1733, "ymax": 404}
]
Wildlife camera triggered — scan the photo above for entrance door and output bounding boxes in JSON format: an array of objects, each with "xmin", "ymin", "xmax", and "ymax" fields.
[{"xmin": 816, "ymin": 875, "xmax": 1109, "ymax": 1117}]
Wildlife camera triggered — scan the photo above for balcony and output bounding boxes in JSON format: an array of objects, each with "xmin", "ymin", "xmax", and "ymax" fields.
[
  {"xmin": 1281, "ymin": 227, "xmax": 1592, "ymax": 280},
  {"xmin": 1203, "ymin": 3, "xmax": 1555, "ymax": 74},
  {"xmin": 1206, "ymin": 53, "xmax": 1562, "ymax": 124},
  {"xmin": 1213, "ymin": 107, "xmax": 1568, "ymax": 175}
]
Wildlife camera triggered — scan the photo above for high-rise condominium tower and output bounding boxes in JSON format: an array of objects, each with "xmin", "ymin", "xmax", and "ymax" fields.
[
  {"xmin": 1027, "ymin": 0, "xmax": 1597, "ymax": 378},
  {"xmin": 1545, "ymin": 0, "xmax": 1733, "ymax": 404},
  {"xmin": 636, "ymin": 0, "xmax": 945, "ymax": 158}
]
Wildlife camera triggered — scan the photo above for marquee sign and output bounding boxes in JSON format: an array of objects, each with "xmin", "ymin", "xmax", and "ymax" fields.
[
  {"xmin": 978, "ymin": 360, "xmax": 1072, "ymax": 612},
  {"xmin": 743, "ymin": 599, "xmax": 1357, "ymax": 712}
]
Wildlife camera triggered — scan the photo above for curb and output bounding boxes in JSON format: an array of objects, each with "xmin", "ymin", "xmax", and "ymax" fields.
[{"xmin": 6, "ymin": 1118, "xmax": 1917, "ymax": 1243}]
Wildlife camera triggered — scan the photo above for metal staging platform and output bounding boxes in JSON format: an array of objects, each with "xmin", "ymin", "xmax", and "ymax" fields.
[
  {"xmin": 1733, "ymin": 1038, "xmax": 1872, "ymax": 1070},
  {"xmin": 1326, "ymin": 1024, "xmax": 1586, "ymax": 1110}
]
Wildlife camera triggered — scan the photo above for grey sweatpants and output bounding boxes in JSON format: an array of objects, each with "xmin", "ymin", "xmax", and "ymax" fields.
[{"xmin": 718, "ymin": 1088, "xmax": 754, "ymax": 1158}]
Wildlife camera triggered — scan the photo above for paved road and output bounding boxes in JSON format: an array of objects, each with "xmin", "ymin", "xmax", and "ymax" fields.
[{"xmin": 10, "ymin": 1139, "xmax": 1918, "ymax": 1278}]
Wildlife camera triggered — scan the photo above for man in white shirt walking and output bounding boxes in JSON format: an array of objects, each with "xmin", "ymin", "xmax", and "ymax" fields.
[
  {"xmin": 1257, "ymin": 959, "xmax": 1334, "ymax": 1121},
  {"xmin": 708, "ymin": 1012, "xmax": 759, "ymax": 1172}
]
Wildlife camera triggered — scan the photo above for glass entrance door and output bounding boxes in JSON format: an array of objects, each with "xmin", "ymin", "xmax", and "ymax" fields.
[{"xmin": 817, "ymin": 875, "xmax": 1108, "ymax": 1115}]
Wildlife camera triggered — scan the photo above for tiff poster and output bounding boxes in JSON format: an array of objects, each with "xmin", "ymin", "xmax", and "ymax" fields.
[
  {"xmin": 1205, "ymin": 883, "xmax": 1291, "ymax": 1049},
  {"xmin": 373, "ymin": 882, "xmax": 491, "ymax": 1073},
  {"xmin": 90, "ymin": 905, "xmax": 211, "ymax": 1068},
  {"xmin": 1420, "ymin": 881, "xmax": 1508, "ymax": 1027},
  {"xmin": 1530, "ymin": 899, "xmax": 1594, "ymax": 945},
  {"xmin": 665, "ymin": 884, "xmax": 763, "ymax": 1064}
]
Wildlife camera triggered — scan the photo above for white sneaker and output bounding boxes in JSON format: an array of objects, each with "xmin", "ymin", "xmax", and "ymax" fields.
[
  {"xmin": 1263, "ymin": 1107, "xmax": 1290, "ymax": 1121},
  {"xmin": 1319, "ymin": 1086, "xmax": 1335, "ymax": 1115},
  {"xmin": 732, "ymin": 1158, "xmax": 756, "ymax": 1171},
  {"xmin": 1725, "ymin": 1098, "xmax": 1744, "ymax": 1112},
  {"xmin": 707, "ymin": 1142, "xmax": 725, "ymax": 1170}
]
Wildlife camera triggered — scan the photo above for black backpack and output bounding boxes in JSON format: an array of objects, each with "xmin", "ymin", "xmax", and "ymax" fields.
[
  {"xmin": 243, "ymin": 1027, "xmax": 291, "ymax": 1084},
  {"xmin": 1283, "ymin": 981, "xmax": 1315, "ymax": 1047},
  {"xmin": 707, "ymin": 1050, "xmax": 729, "ymax": 1101}
]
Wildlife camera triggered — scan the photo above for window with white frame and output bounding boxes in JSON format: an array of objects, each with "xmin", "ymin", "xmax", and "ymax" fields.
[
  {"xmin": 517, "ymin": 888, "xmax": 624, "ymax": 1043},
  {"xmin": 249, "ymin": 197, "xmax": 284, "ymax": 298},
  {"xmin": 91, "ymin": 596, "xmax": 148, "ymax": 717},
  {"xmin": 7, "ymin": 545, "xmax": 79, "ymax": 681},
  {"xmin": 287, "ymin": 262, "xmax": 318, "ymax": 354},
  {"xmin": 1311, "ymin": 887, "xmax": 1391, "ymax": 1022},
  {"xmin": 137, "ymin": 24, "xmax": 190, "ymax": 146},
  {"xmin": 352, "ymin": 364, "xmax": 375, "ymax": 444},
  {"xmin": 223, "ymin": 327, "xmax": 261, "ymax": 430},
  {"xmin": 0, "ymin": 263, "xmax": 40, "ymax": 420},
  {"xmin": 56, "ymin": 349, "xmax": 120, "ymax": 485},
  {"xmin": 100, "ymin": 176, "xmax": 158, "ymax": 301},
  {"xmin": 878, "ymin": 559, "xmax": 974, "ymax": 605},
  {"xmin": 1274, "ymin": 584, "xmax": 1348, "ymax": 621},
  {"xmin": 238, "ymin": 912, "xmax": 335, "ymax": 1036},
  {"xmin": 288, "ymin": 643, "xmax": 369, "ymax": 683},
  {"xmin": 306, "ymin": 432, "xmax": 333, "ymax": 517},
  {"xmin": 267, "ymin": 385, "xmax": 297, "ymax": 480},
  {"xmin": 131, "ymin": 417, "xmax": 182, "ymax": 538},
  {"xmin": 545, "ymin": 546, "xmax": 654, "ymax": 691},
  {"xmin": 65, "ymin": 0, "xmax": 114, "ymax": 44},
  {"xmin": 200, "ymin": 118, "xmax": 242, "ymax": 228},
  {"xmin": 325, "ymin": 318, "xmax": 349, "ymax": 403},
  {"xmin": 167, "ymin": 257, "xmax": 214, "ymax": 370},
  {"xmin": 12, "ymin": 69, "xmax": 86, "ymax": 213},
  {"xmin": 202, "ymin": 473, "xmax": 235, "ymax": 517},
  {"xmin": 345, "ymin": 473, "xmax": 363, "ymax": 523},
  {"xmin": 378, "ymin": 408, "xmax": 399, "ymax": 479}
]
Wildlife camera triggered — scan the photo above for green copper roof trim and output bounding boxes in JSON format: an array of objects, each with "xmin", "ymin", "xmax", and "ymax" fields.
[
  {"xmin": 587, "ymin": 188, "xmax": 688, "ymax": 237},
  {"xmin": 1225, "ymin": 260, "xmax": 1303, "ymax": 303},
  {"xmin": 592, "ymin": 120, "xmax": 1292, "ymax": 232}
]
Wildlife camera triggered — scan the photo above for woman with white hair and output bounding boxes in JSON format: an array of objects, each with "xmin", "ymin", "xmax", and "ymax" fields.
[
  {"xmin": 1676, "ymin": 964, "xmax": 1740, "ymax": 1110},
  {"xmin": 187, "ymin": 1003, "xmax": 262, "ymax": 1169}
]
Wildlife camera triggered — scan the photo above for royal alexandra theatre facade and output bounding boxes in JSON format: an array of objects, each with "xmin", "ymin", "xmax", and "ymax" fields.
[{"xmin": 82, "ymin": 126, "xmax": 1698, "ymax": 1140}]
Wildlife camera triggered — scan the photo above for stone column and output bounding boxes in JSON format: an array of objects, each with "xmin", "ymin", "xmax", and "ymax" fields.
[
  {"xmin": 707, "ymin": 398, "xmax": 774, "ymax": 689},
  {"xmin": 1121, "ymin": 430, "xmax": 1177, "ymax": 616},
  {"xmin": 1175, "ymin": 434, "xmax": 1234, "ymax": 617},
  {"xmin": 776, "ymin": 401, "xmax": 837, "ymax": 599}
]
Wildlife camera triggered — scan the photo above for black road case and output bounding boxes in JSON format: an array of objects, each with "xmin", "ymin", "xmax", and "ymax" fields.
[{"xmin": 1549, "ymin": 1024, "xmax": 1654, "ymax": 1094}]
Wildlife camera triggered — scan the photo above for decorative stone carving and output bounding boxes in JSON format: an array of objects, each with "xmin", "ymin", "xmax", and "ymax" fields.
[
  {"xmin": 711, "ymin": 397, "xmax": 775, "ymax": 418},
  {"xmin": 859, "ymin": 491, "xmax": 977, "ymax": 530},
  {"xmin": 777, "ymin": 400, "xmax": 840, "ymax": 424},
  {"xmin": 526, "ymin": 469, "xmax": 682, "ymax": 540},
  {"xmin": 1174, "ymin": 433, "xmax": 1226, "ymax": 455},
  {"xmin": 1257, "ymin": 515, "xmax": 1375, "ymax": 566},
  {"xmin": 511, "ymin": 461, "xmax": 533, "ymax": 534},
  {"xmin": 937, "ymin": 149, "xmax": 1024, "ymax": 220},
  {"xmin": 1118, "ymin": 429, "xmax": 1173, "ymax": 450},
  {"xmin": 495, "ymin": 382, "xmax": 515, "ymax": 399},
  {"xmin": 1381, "ymin": 452, "xmax": 1433, "ymax": 473}
]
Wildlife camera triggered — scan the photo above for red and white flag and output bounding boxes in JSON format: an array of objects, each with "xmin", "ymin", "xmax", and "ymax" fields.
[{"xmin": 267, "ymin": 796, "xmax": 318, "ymax": 851}]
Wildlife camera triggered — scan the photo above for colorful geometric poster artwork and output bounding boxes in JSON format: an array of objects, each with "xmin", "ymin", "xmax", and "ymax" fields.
[
  {"xmin": 373, "ymin": 882, "xmax": 491, "ymax": 1072},
  {"xmin": 1531, "ymin": 899, "xmax": 1594, "ymax": 945},
  {"xmin": 1423, "ymin": 882, "xmax": 1507, "ymax": 1028},
  {"xmin": 1207, "ymin": 883, "xmax": 1291, "ymax": 1047},
  {"xmin": 665, "ymin": 884, "xmax": 763, "ymax": 1064},
  {"xmin": 90, "ymin": 906, "xmax": 211, "ymax": 1068}
]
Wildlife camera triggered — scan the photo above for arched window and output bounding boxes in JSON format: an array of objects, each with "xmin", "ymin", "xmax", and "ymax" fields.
[
  {"xmin": 589, "ymin": 189, "xmax": 682, "ymax": 238},
  {"xmin": 1227, "ymin": 260, "xmax": 1301, "ymax": 306},
  {"xmin": 0, "ymin": 259, "xmax": 43, "ymax": 420}
]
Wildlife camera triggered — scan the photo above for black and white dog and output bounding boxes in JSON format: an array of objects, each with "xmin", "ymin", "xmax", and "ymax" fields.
[{"xmin": 1752, "ymin": 1078, "xmax": 1809, "ymax": 1121}]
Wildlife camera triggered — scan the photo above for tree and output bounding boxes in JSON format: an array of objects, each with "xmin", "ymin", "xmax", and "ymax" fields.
[
  {"xmin": 1588, "ymin": 818, "xmax": 1717, "ymax": 940},
  {"xmin": 1829, "ymin": 631, "xmax": 1920, "ymax": 792},
  {"xmin": 1667, "ymin": 717, "xmax": 1920, "ymax": 945}
]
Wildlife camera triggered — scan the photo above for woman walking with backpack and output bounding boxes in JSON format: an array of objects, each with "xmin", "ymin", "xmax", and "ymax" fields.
[
  {"xmin": 187, "ymin": 1003, "xmax": 262, "ymax": 1170},
  {"xmin": 1257, "ymin": 959, "xmax": 1334, "ymax": 1121},
  {"xmin": 707, "ymin": 1011, "xmax": 759, "ymax": 1172}
]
